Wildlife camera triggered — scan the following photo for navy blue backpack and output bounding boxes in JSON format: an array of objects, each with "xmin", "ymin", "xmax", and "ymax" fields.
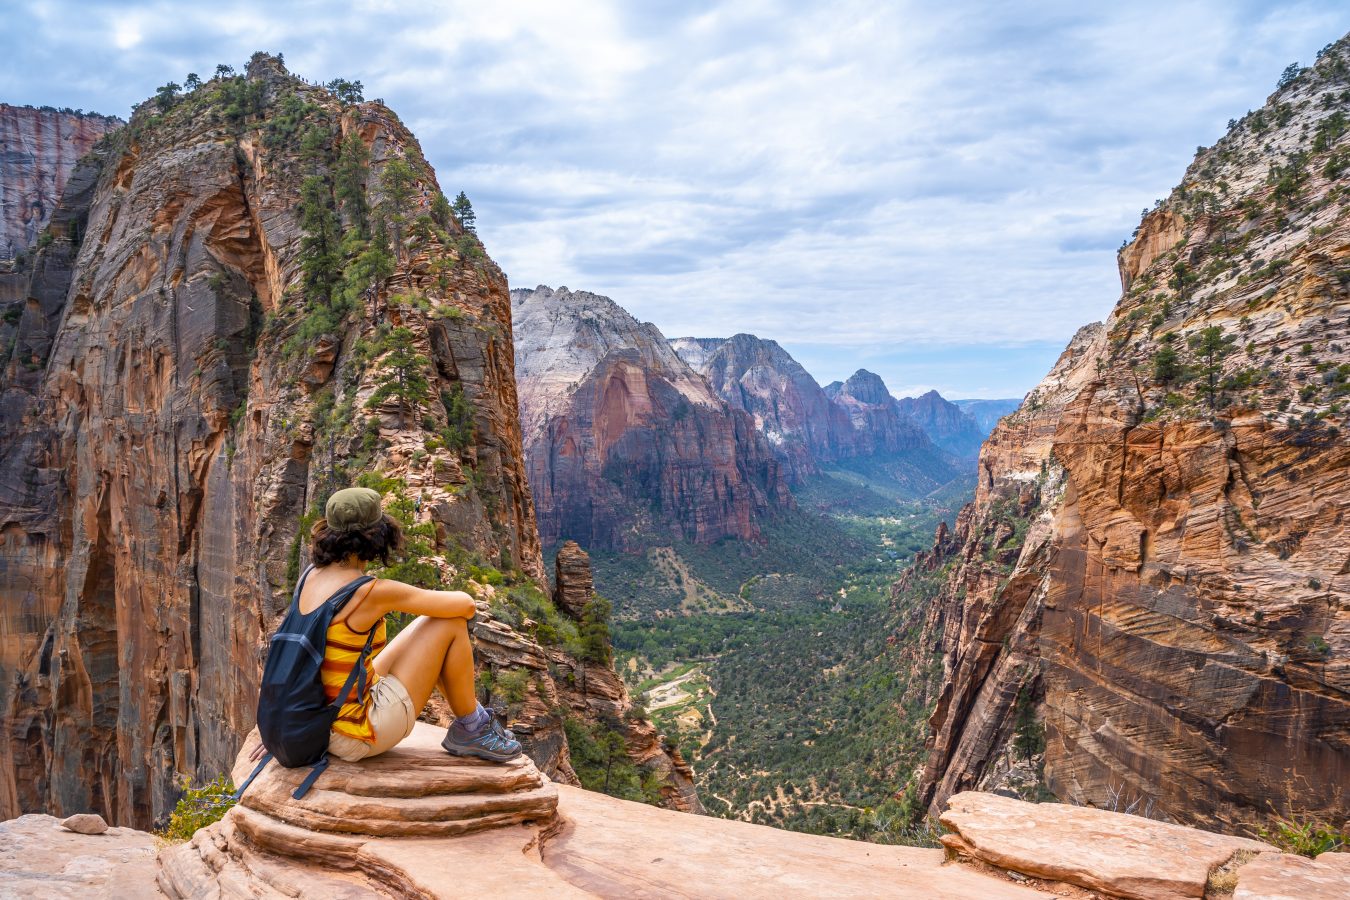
[{"xmin": 234, "ymin": 565, "xmax": 376, "ymax": 800}]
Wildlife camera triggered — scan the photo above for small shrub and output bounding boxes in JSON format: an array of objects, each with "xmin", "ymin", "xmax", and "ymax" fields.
[
  {"xmin": 157, "ymin": 775, "xmax": 236, "ymax": 842},
  {"xmin": 1260, "ymin": 817, "xmax": 1348, "ymax": 857}
]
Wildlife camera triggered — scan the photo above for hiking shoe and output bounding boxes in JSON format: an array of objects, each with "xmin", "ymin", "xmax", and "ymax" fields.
[{"xmin": 442, "ymin": 716, "xmax": 522, "ymax": 762}]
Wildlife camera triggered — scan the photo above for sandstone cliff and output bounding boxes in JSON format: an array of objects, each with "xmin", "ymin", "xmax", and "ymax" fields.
[
  {"xmin": 670, "ymin": 333, "xmax": 854, "ymax": 482},
  {"xmin": 908, "ymin": 40, "xmax": 1350, "ymax": 834},
  {"xmin": 512, "ymin": 286, "xmax": 789, "ymax": 550},
  {"xmin": 0, "ymin": 57, "xmax": 686, "ymax": 827},
  {"xmin": 0, "ymin": 104, "xmax": 122, "ymax": 261}
]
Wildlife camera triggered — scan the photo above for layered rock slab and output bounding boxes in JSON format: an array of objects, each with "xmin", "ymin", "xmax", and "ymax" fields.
[
  {"xmin": 939, "ymin": 792, "xmax": 1278, "ymax": 900},
  {"xmin": 158, "ymin": 722, "xmax": 562, "ymax": 897}
]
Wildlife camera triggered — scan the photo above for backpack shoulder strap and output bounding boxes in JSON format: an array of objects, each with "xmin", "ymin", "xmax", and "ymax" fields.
[
  {"xmin": 232, "ymin": 751, "xmax": 273, "ymax": 801},
  {"xmin": 331, "ymin": 618, "xmax": 380, "ymax": 711}
]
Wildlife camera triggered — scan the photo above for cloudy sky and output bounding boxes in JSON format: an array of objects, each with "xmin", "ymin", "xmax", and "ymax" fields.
[{"xmin": 3, "ymin": 1, "xmax": 1345, "ymax": 397}]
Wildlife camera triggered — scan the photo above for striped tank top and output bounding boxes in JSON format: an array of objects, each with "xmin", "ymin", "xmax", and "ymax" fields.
[{"xmin": 323, "ymin": 598, "xmax": 387, "ymax": 743}]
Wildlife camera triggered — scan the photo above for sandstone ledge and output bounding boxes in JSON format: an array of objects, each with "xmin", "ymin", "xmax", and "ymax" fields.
[{"xmin": 939, "ymin": 791, "xmax": 1350, "ymax": 900}]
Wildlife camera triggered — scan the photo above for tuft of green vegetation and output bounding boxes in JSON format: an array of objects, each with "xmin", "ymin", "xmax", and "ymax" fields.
[
  {"xmin": 157, "ymin": 775, "xmax": 236, "ymax": 842},
  {"xmin": 1259, "ymin": 817, "xmax": 1348, "ymax": 857}
]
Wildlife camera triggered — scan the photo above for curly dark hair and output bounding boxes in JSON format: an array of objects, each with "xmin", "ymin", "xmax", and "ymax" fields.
[{"xmin": 310, "ymin": 514, "xmax": 405, "ymax": 567}]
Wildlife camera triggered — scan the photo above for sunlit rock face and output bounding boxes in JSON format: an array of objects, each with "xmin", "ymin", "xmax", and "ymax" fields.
[
  {"xmin": 906, "ymin": 39, "xmax": 1350, "ymax": 835},
  {"xmin": 512, "ymin": 285, "xmax": 789, "ymax": 551}
]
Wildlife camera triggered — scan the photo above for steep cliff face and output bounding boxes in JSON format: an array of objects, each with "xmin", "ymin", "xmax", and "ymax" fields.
[
  {"xmin": 0, "ymin": 105, "xmax": 122, "ymax": 261},
  {"xmin": 670, "ymin": 333, "xmax": 854, "ymax": 482},
  {"xmin": 910, "ymin": 41, "xmax": 1350, "ymax": 834},
  {"xmin": 0, "ymin": 57, "xmax": 687, "ymax": 827},
  {"xmin": 512, "ymin": 286, "xmax": 789, "ymax": 550},
  {"xmin": 895, "ymin": 390, "xmax": 986, "ymax": 459}
]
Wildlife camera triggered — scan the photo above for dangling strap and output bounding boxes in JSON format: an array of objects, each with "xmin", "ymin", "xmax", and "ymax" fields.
[
  {"xmin": 232, "ymin": 751, "xmax": 273, "ymax": 800},
  {"xmin": 292, "ymin": 754, "xmax": 330, "ymax": 800}
]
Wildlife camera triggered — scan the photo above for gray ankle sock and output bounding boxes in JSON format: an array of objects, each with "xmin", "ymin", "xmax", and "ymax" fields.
[{"xmin": 456, "ymin": 704, "xmax": 490, "ymax": 733}]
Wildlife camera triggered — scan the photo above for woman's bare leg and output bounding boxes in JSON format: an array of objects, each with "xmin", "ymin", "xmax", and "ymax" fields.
[{"xmin": 372, "ymin": 615, "xmax": 477, "ymax": 717}]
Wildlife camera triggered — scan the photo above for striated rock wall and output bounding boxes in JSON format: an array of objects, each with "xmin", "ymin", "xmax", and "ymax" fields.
[
  {"xmin": 512, "ymin": 285, "xmax": 789, "ymax": 551},
  {"xmin": 0, "ymin": 57, "xmax": 687, "ymax": 828},
  {"xmin": 0, "ymin": 104, "xmax": 121, "ymax": 261},
  {"xmin": 671, "ymin": 333, "xmax": 854, "ymax": 482},
  {"xmin": 908, "ymin": 40, "xmax": 1350, "ymax": 834}
]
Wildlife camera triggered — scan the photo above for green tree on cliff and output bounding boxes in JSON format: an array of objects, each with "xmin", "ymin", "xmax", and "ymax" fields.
[
  {"xmin": 379, "ymin": 159, "xmax": 419, "ymax": 266},
  {"xmin": 184, "ymin": 73, "xmax": 201, "ymax": 92},
  {"xmin": 1189, "ymin": 325, "xmax": 1235, "ymax": 411},
  {"xmin": 578, "ymin": 596, "xmax": 615, "ymax": 665},
  {"xmin": 451, "ymin": 191, "xmax": 476, "ymax": 234},
  {"xmin": 335, "ymin": 133, "xmax": 371, "ymax": 236},
  {"xmin": 325, "ymin": 78, "xmax": 365, "ymax": 104},
  {"xmin": 365, "ymin": 326, "xmax": 431, "ymax": 422},
  {"xmin": 297, "ymin": 175, "xmax": 342, "ymax": 305},
  {"xmin": 154, "ymin": 82, "xmax": 180, "ymax": 112}
]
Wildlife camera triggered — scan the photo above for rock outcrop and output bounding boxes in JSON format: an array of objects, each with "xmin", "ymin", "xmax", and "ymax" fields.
[
  {"xmin": 0, "ymin": 56, "xmax": 685, "ymax": 829},
  {"xmin": 894, "ymin": 389, "xmax": 986, "ymax": 458},
  {"xmin": 161, "ymin": 745, "xmax": 1051, "ymax": 900},
  {"xmin": 512, "ymin": 286, "xmax": 789, "ymax": 550},
  {"xmin": 907, "ymin": 37, "xmax": 1350, "ymax": 834},
  {"xmin": 670, "ymin": 333, "xmax": 854, "ymax": 481},
  {"xmin": 547, "ymin": 541, "xmax": 702, "ymax": 813},
  {"xmin": 0, "ymin": 104, "xmax": 121, "ymax": 260},
  {"xmin": 940, "ymin": 791, "xmax": 1279, "ymax": 900}
]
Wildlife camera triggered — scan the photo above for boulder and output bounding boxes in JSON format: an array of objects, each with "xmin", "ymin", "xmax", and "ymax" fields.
[
  {"xmin": 59, "ymin": 813, "xmax": 109, "ymax": 835},
  {"xmin": 939, "ymin": 792, "xmax": 1275, "ymax": 900}
]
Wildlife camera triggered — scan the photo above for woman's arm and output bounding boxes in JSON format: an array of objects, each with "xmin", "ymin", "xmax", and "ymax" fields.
[{"xmin": 349, "ymin": 579, "xmax": 476, "ymax": 630}]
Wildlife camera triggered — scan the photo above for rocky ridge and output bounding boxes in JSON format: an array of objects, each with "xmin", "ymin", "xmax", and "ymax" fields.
[
  {"xmin": 512, "ymin": 285, "xmax": 789, "ymax": 550},
  {"xmin": 674, "ymin": 333, "xmax": 968, "ymax": 491},
  {"xmin": 906, "ymin": 38, "xmax": 1350, "ymax": 833},
  {"xmin": 0, "ymin": 56, "xmax": 687, "ymax": 828}
]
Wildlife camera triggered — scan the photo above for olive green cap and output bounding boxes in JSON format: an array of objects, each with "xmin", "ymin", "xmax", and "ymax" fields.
[{"xmin": 325, "ymin": 487, "xmax": 383, "ymax": 533}]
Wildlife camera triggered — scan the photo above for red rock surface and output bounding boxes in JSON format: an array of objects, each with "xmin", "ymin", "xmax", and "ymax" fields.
[
  {"xmin": 0, "ymin": 104, "xmax": 121, "ymax": 260},
  {"xmin": 908, "ymin": 40, "xmax": 1350, "ymax": 834}
]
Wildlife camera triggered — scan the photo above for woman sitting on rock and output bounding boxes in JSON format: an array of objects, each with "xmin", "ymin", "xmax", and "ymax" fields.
[{"xmin": 294, "ymin": 486, "xmax": 522, "ymax": 763}]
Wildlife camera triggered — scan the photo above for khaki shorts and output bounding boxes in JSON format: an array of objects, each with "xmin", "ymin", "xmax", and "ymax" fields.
[{"xmin": 327, "ymin": 673, "xmax": 417, "ymax": 762}]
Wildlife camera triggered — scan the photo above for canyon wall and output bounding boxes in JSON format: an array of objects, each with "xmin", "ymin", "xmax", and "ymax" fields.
[
  {"xmin": 513, "ymin": 286, "xmax": 789, "ymax": 551},
  {"xmin": 671, "ymin": 333, "xmax": 855, "ymax": 482},
  {"xmin": 908, "ymin": 41, "xmax": 1350, "ymax": 834},
  {"xmin": 0, "ymin": 104, "xmax": 122, "ymax": 261},
  {"xmin": 0, "ymin": 57, "xmax": 687, "ymax": 827}
]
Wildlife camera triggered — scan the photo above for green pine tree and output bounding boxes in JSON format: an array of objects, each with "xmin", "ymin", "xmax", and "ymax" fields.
[{"xmin": 451, "ymin": 191, "xmax": 476, "ymax": 234}]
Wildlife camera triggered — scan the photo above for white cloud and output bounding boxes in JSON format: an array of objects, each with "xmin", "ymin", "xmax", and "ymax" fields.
[{"xmin": 1, "ymin": 0, "xmax": 1345, "ymax": 394}]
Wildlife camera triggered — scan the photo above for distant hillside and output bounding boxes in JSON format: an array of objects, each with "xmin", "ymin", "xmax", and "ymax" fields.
[{"xmin": 952, "ymin": 397, "xmax": 1022, "ymax": 435}]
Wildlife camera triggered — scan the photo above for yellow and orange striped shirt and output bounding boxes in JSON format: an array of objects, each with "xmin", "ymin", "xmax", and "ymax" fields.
[{"xmin": 322, "ymin": 614, "xmax": 386, "ymax": 743}]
